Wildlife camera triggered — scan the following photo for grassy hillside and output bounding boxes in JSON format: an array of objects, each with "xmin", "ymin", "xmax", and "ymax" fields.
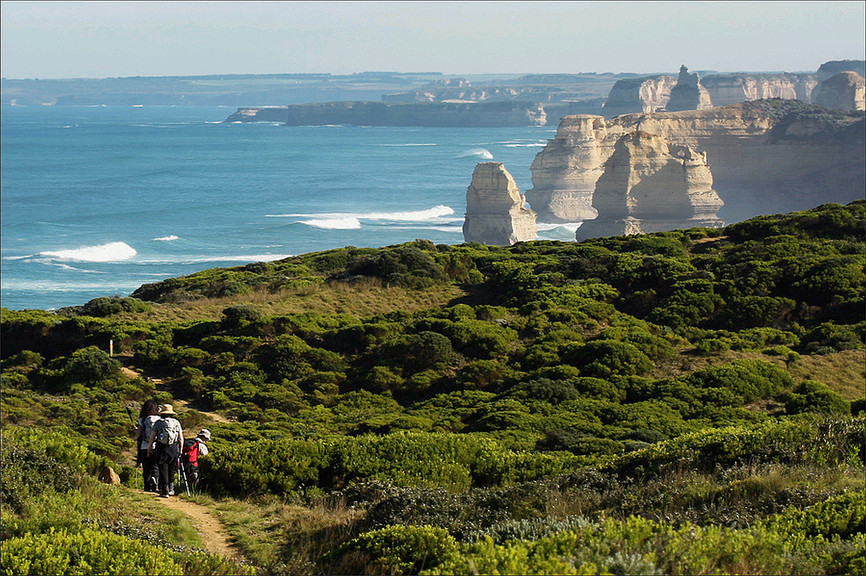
[{"xmin": 2, "ymin": 201, "xmax": 864, "ymax": 575}]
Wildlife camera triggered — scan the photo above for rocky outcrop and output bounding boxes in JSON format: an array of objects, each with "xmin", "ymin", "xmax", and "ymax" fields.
[
  {"xmin": 463, "ymin": 163, "xmax": 537, "ymax": 245},
  {"xmin": 602, "ymin": 75, "xmax": 677, "ymax": 118},
  {"xmin": 527, "ymin": 102, "xmax": 865, "ymax": 227},
  {"xmin": 701, "ymin": 74, "xmax": 817, "ymax": 106},
  {"xmin": 98, "ymin": 466, "xmax": 121, "ymax": 486},
  {"xmin": 576, "ymin": 132, "xmax": 724, "ymax": 239},
  {"xmin": 813, "ymin": 72, "xmax": 866, "ymax": 112},
  {"xmin": 666, "ymin": 66, "xmax": 713, "ymax": 112},
  {"xmin": 524, "ymin": 115, "xmax": 609, "ymax": 223},
  {"xmin": 225, "ymin": 101, "xmax": 547, "ymax": 127},
  {"xmin": 225, "ymin": 107, "xmax": 290, "ymax": 123},
  {"xmin": 817, "ymin": 60, "xmax": 866, "ymax": 82}
]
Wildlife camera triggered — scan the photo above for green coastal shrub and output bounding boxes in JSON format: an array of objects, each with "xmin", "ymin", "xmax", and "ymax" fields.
[
  {"xmin": 322, "ymin": 525, "xmax": 459, "ymax": 576},
  {"xmin": 0, "ymin": 527, "xmax": 183, "ymax": 576},
  {"xmin": 784, "ymin": 380, "xmax": 851, "ymax": 415}
]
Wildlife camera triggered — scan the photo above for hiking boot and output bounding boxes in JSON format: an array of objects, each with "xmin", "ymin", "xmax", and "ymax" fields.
[{"xmin": 159, "ymin": 493, "xmax": 170, "ymax": 498}]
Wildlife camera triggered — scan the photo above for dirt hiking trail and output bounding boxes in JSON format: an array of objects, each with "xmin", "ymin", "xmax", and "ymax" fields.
[{"xmin": 136, "ymin": 490, "xmax": 243, "ymax": 561}]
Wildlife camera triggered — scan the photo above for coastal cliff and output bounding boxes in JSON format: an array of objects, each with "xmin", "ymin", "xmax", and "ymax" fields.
[
  {"xmin": 601, "ymin": 75, "xmax": 677, "ymax": 118},
  {"xmin": 526, "ymin": 101, "xmax": 865, "ymax": 228},
  {"xmin": 813, "ymin": 72, "xmax": 866, "ymax": 112},
  {"xmin": 700, "ymin": 74, "xmax": 817, "ymax": 106},
  {"xmin": 576, "ymin": 132, "xmax": 724, "ymax": 239},
  {"xmin": 225, "ymin": 101, "xmax": 547, "ymax": 127}
]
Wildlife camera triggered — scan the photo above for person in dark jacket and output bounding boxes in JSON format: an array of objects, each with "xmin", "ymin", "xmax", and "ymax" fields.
[{"xmin": 133, "ymin": 399, "xmax": 160, "ymax": 492}]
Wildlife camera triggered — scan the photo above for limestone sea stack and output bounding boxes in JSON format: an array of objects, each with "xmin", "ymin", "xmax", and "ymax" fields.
[
  {"xmin": 666, "ymin": 66, "xmax": 713, "ymax": 112},
  {"xmin": 576, "ymin": 131, "xmax": 724, "ymax": 240},
  {"xmin": 463, "ymin": 162, "xmax": 537, "ymax": 245},
  {"xmin": 524, "ymin": 115, "xmax": 609, "ymax": 223},
  {"xmin": 812, "ymin": 72, "xmax": 866, "ymax": 112}
]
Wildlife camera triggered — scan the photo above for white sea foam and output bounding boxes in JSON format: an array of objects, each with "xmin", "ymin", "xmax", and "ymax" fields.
[
  {"xmin": 135, "ymin": 254, "xmax": 294, "ymax": 265},
  {"xmin": 268, "ymin": 205, "xmax": 456, "ymax": 224},
  {"xmin": 504, "ymin": 143, "xmax": 546, "ymax": 148},
  {"xmin": 152, "ymin": 235, "xmax": 179, "ymax": 242},
  {"xmin": 298, "ymin": 217, "xmax": 362, "ymax": 230},
  {"xmin": 536, "ymin": 222, "xmax": 583, "ymax": 233},
  {"xmin": 380, "ymin": 143, "xmax": 437, "ymax": 147},
  {"xmin": 38, "ymin": 242, "xmax": 137, "ymax": 262},
  {"xmin": 457, "ymin": 148, "xmax": 494, "ymax": 159}
]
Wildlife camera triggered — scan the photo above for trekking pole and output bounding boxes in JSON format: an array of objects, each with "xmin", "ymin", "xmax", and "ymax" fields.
[
  {"xmin": 125, "ymin": 406, "xmax": 136, "ymax": 424},
  {"xmin": 178, "ymin": 455, "xmax": 191, "ymax": 497}
]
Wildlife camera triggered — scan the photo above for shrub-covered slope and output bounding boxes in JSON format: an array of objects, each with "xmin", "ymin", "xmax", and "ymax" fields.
[{"xmin": 2, "ymin": 200, "xmax": 864, "ymax": 575}]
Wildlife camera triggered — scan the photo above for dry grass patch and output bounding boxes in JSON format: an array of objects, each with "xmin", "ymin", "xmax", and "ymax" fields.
[
  {"xmin": 784, "ymin": 349, "xmax": 866, "ymax": 400},
  {"xmin": 116, "ymin": 279, "xmax": 466, "ymax": 323},
  {"xmin": 206, "ymin": 494, "xmax": 362, "ymax": 575}
]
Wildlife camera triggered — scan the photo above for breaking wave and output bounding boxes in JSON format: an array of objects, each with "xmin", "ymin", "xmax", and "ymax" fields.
[
  {"xmin": 457, "ymin": 148, "xmax": 494, "ymax": 159},
  {"xmin": 298, "ymin": 217, "xmax": 362, "ymax": 230},
  {"xmin": 37, "ymin": 242, "xmax": 137, "ymax": 262},
  {"xmin": 269, "ymin": 205, "xmax": 458, "ymax": 229},
  {"xmin": 152, "ymin": 235, "xmax": 179, "ymax": 241}
]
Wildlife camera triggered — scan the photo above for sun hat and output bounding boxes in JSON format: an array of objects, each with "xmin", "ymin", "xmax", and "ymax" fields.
[
  {"xmin": 158, "ymin": 404, "xmax": 177, "ymax": 416},
  {"xmin": 197, "ymin": 428, "xmax": 211, "ymax": 441}
]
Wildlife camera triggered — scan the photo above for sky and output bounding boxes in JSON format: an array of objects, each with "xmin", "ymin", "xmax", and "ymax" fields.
[{"xmin": 1, "ymin": 1, "xmax": 864, "ymax": 79}]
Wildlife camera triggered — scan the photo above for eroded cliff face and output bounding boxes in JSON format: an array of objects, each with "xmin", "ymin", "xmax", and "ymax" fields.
[
  {"xmin": 528, "ymin": 103, "xmax": 865, "ymax": 229},
  {"xmin": 602, "ymin": 75, "xmax": 677, "ymax": 118},
  {"xmin": 524, "ymin": 115, "xmax": 609, "ymax": 222},
  {"xmin": 813, "ymin": 72, "xmax": 866, "ymax": 112},
  {"xmin": 463, "ymin": 162, "xmax": 537, "ymax": 245},
  {"xmin": 576, "ymin": 132, "xmax": 724, "ymax": 239},
  {"xmin": 700, "ymin": 74, "xmax": 818, "ymax": 106}
]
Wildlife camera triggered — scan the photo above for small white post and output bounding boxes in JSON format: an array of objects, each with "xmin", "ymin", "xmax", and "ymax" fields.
[{"xmin": 109, "ymin": 339, "xmax": 114, "ymax": 357}]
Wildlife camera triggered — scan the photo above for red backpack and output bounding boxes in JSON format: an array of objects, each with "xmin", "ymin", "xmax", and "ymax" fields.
[{"xmin": 182, "ymin": 438, "xmax": 202, "ymax": 466}]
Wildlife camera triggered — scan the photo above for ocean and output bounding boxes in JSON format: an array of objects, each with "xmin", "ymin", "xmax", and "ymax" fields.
[{"xmin": 1, "ymin": 105, "xmax": 577, "ymax": 311}]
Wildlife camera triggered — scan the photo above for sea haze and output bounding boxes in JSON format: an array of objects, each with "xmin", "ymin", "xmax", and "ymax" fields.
[{"xmin": 1, "ymin": 105, "xmax": 577, "ymax": 311}]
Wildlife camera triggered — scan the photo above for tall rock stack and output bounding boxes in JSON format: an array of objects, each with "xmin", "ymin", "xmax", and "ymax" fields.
[
  {"xmin": 666, "ymin": 65, "xmax": 713, "ymax": 111},
  {"xmin": 813, "ymin": 72, "xmax": 866, "ymax": 112},
  {"xmin": 576, "ymin": 131, "xmax": 724, "ymax": 240},
  {"xmin": 463, "ymin": 162, "xmax": 537, "ymax": 245},
  {"xmin": 524, "ymin": 115, "xmax": 617, "ymax": 223}
]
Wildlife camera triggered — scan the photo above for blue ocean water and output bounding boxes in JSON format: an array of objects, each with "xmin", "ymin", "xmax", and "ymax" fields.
[{"xmin": 1, "ymin": 105, "xmax": 574, "ymax": 311}]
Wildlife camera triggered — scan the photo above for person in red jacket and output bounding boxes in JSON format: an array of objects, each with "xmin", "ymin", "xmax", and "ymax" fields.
[{"xmin": 181, "ymin": 428, "xmax": 210, "ymax": 492}]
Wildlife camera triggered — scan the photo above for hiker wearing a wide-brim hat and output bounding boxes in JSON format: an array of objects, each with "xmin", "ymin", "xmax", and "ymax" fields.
[{"xmin": 147, "ymin": 404, "xmax": 184, "ymax": 498}]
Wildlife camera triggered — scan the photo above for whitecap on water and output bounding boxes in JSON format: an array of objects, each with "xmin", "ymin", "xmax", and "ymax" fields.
[
  {"xmin": 269, "ymin": 205, "xmax": 456, "ymax": 225},
  {"xmin": 457, "ymin": 148, "xmax": 494, "ymax": 159},
  {"xmin": 37, "ymin": 241, "xmax": 137, "ymax": 262},
  {"xmin": 298, "ymin": 217, "xmax": 362, "ymax": 230},
  {"xmin": 152, "ymin": 235, "xmax": 179, "ymax": 241}
]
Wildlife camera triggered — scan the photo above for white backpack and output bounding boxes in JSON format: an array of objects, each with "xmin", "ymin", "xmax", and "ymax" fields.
[{"xmin": 155, "ymin": 417, "xmax": 181, "ymax": 445}]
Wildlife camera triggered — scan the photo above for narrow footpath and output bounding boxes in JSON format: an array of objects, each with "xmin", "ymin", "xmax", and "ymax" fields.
[{"xmin": 136, "ymin": 489, "xmax": 243, "ymax": 561}]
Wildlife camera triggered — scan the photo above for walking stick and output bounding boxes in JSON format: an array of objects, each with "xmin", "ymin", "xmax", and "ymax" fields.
[{"xmin": 178, "ymin": 455, "xmax": 191, "ymax": 496}]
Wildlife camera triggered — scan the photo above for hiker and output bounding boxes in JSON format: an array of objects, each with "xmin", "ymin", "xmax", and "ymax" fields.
[
  {"xmin": 147, "ymin": 404, "xmax": 184, "ymax": 498},
  {"xmin": 133, "ymin": 399, "xmax": 161, "ymax": 492},
  {"xmin": 181, "ymin": 428, "xmax": 211, "ymax": 493}
]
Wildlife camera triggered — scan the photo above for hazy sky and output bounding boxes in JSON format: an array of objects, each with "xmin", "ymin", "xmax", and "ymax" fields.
[{"xmin": 2, "ymin": 1, "xmax": 864, "ymax": 79}]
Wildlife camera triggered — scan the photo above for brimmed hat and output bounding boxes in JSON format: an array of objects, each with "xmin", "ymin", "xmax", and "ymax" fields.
[
  {"xmin": 158, "ymin": 404, "xmax": 177, "ymax": 416},
  {"xmin": 197, "ymin": 428, "xmax": 211, "ymax": 441}
]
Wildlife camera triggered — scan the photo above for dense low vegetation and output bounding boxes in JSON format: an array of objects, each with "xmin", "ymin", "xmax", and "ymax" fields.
[{"xmin": 2, "ymin": 201, "xmax": 864, "ymax": 575}]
